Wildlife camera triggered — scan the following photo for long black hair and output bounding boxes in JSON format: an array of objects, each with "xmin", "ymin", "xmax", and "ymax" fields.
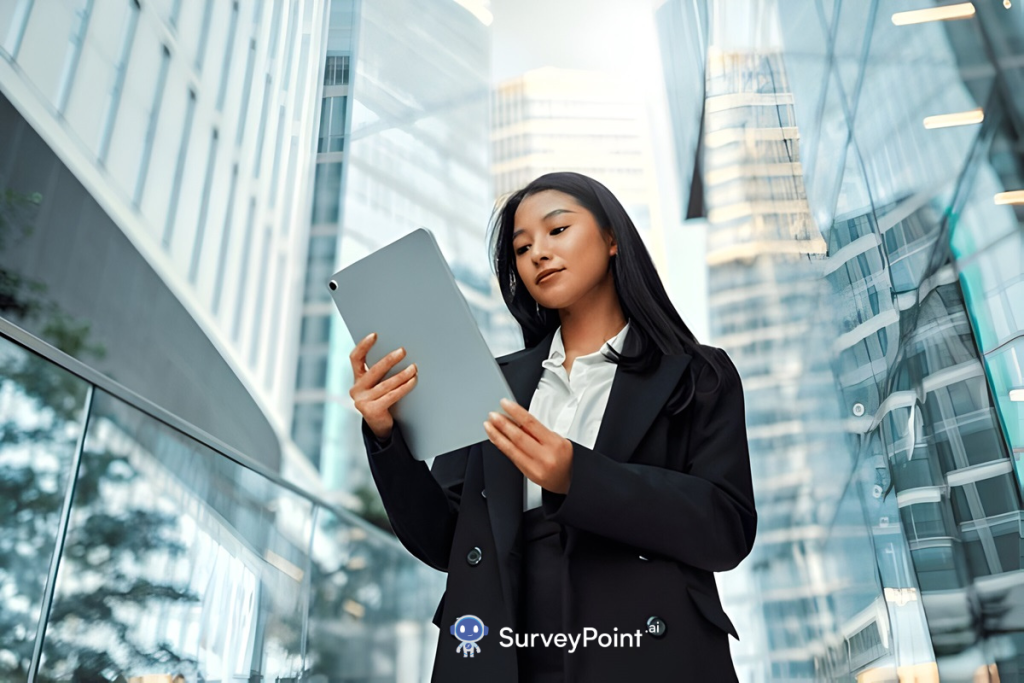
[{"xmin": 486, "ymin": 171, "xmax": 721, "ymax": 414}]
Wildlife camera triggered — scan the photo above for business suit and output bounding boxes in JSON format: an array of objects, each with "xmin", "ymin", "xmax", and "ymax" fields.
[{"xmin": 361, "ymin": 325, "xmax": 757, "ymax": 683}]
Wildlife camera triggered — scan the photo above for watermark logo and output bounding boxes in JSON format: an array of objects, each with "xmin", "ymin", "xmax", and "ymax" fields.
[
  {"xmin": 501, "ymin": 627, "xmax": 645, "ymax": 653},
  {"xmin": 450, "ymin": 615, "xmax": 647, "ymax": 659},
  {"xmin": 450, "ymin": 615, "xmax": 489, "ymax": 657}
]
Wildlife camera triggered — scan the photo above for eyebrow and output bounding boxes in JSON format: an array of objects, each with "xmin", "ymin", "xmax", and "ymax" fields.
[{"xmin": 512, "ymin": 209, "xmax": 575, "ymax": 240}]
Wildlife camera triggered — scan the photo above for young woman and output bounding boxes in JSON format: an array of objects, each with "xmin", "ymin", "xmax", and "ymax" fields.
[{"xmin": 349, "ymin": 172, "xmax": 756, "ymax": 683}]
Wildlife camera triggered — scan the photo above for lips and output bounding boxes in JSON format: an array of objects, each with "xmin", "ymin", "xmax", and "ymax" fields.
[{"xmin": 536, "ymin": 269, "xmax": 564, "ymax": 284}]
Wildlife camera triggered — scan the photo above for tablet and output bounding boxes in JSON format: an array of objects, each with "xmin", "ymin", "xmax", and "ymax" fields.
[{"xmin": 328, "ymin": 228, "xmax": 515, "ymax": 461}]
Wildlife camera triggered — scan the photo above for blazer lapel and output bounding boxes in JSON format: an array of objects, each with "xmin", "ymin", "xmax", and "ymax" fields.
[
  {"xmin": 482, "ymin": 326, "xmax": 693, "ymax": 624},
  {"xmin": 591, "ymin": 349, "xmax": 692, "ymax": 461}
]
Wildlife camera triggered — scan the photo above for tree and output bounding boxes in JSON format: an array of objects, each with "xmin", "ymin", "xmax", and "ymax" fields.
[{"xmin": 1, "ymin": 188, "xmax": 196, "ymax": 680}]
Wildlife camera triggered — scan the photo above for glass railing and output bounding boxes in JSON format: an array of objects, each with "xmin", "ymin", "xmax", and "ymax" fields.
[{"xmin": 0, "ymin": 318, "xmax": 444, "ymax": 682}]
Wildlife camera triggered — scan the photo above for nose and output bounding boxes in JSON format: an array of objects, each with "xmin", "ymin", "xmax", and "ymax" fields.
[{"xmin": 531, "ymin": 237, "xmax": 552, "ymax": 264}]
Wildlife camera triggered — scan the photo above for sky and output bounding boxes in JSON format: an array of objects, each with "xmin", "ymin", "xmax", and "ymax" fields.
[
  {"xmin": 488, "ymin": 0, "xmax": 710, "ymax": 341},
  {"xmin": 490, "ymin": 0, "xmax": 668, "ymax": 86}
]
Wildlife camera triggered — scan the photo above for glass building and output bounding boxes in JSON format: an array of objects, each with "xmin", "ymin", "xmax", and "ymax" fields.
[
  {"xmin": 490, "ymin": 66, "xmax": 670, "ymax": 270},
  {"xmin": 290, "ymin": 0, "xmax": 518, "ymax": 501},
  {"xmin": 657, "ymin": 0, "xmax": 1024, "ymax": 680},
  {"xmin": 0, "ymin": 319, "xmax": 443, "ymax": 680},
  {"xmin": 0, "ymin": 0, "xmax": 328, "ymax": 473},
  {"xmin": 1, "ymin": 2, "xmax": 444, "ymax": 680}
]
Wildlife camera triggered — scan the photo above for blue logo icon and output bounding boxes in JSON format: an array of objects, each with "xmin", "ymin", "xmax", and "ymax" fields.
[{"xmin": 450, "ymin": 614, "xmax": 489, "ymax": 657}]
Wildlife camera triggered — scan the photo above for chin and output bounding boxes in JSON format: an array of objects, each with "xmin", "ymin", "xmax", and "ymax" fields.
[{"xmin": 535, "ymin": 295, "xmax": 573, "ymax": 311}]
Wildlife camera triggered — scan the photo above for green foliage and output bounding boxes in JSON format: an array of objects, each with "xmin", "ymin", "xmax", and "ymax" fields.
[{"xmin": 0, "ymin": 185, "xmax": 194, "ymax": 678}]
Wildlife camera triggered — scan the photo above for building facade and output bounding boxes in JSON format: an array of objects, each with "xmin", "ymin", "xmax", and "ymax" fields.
[
  {"xmin": 290, "ymin": 0, "xmax": 514, "ymax": 499},
  {"xmin": 491, "ymin": 66, "xmax": 671, "ymax": 272},
  {"xmin": 0, "ymin": 0, "xmax": 328, "ymax": 469},
  {"xmin": 658, "ymin": 0, "xmax": 1024, "ymax": 680}
]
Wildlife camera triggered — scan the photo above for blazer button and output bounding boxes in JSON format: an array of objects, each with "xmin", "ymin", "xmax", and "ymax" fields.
[
  {"xmin": 467, "ymin": 546, "xmax": 483, "ymax": 566},
  {"xmin": 646, "ymin": 616, "xmax": 667, "ymax": 638},
  {"xmin": 481, "ymin": 488, "xmax": 487, "ymax": 499},
  {"xmin": 639, "ymin": 555, "xmax": 650, "ymax": 561}
]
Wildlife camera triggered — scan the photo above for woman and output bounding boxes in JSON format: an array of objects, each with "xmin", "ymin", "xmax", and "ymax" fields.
[{"xmin": 349, "ymin": 172, "xmax": 756, "ymax": 683}]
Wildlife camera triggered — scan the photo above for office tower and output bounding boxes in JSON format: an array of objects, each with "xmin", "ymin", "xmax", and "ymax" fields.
[
  {"xmin": 702, "ymin": 45, "xmax": 840, "ymax": 681},
  {"xmin": 659, "ymin": 0, "xmax": 1024, "ymax": 680},
  {"xmin": 491, "ymin": 66, "xmax": 671, "ymax": 271},
  {"xmin": 0, "ymin": 0, "xmax": 328, "ymax": 469},
  {"xmin": 0, "ymin": 3, "xmax": 449, "ymax": 679},
  {"xmin": 291, "ymin": 0, "xmax": 510, "ymax": 497}
]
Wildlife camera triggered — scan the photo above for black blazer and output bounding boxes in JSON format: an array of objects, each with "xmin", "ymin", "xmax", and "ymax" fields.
[{"xmin": 362, "ymin": 326, "xmax": 756, "ymax": 683}]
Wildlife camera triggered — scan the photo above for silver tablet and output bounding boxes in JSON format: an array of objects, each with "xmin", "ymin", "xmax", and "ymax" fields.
[{"xmin": 328, "ymin": 228, "xmax": 515, "ymax": 461}]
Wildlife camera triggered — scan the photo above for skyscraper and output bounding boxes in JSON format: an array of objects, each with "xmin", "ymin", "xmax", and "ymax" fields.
[
  {"xmin": 290, "ymin": 0, "xmax": 510, "ymax": 498},
  {"xmin": 658, "ymin": 0, "xmax": 1024, "ymax": 679},
  {"xmin": 491, "ymin": 66, "xmax": 671, "ymax": 271}
]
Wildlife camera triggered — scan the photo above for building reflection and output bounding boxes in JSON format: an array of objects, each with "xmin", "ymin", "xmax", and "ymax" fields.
[
  {"xmin": 0, "ymin": 323, "xmax": 443, "ymax": 681},
  {"xmin": 657, "ymin": 0, "xmax": 1024, "ymax": 680},
  {"xmin": 4, "ymin": 0, "xmax": 1024, "ymax": 680}
]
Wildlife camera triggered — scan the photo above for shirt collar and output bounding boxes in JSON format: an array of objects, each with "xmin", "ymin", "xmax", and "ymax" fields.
[{"xmin": 543, "ymin": 320, "xmax": 631, "ymax": 369}]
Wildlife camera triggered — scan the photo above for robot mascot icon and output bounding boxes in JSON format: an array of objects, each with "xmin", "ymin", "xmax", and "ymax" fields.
[{"xmin": 450, "ymin": 615, "xmax": 489, "ymax": 657}]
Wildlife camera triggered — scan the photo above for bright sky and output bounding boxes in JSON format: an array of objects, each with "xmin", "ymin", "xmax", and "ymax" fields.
[{"xmin": 490, "ymin": 0, "xmax": 667, "ymax": 87}]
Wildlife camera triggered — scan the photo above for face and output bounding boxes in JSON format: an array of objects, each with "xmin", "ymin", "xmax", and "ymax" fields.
[{"xmin": 511, "ymin": 189, "xmax": 617, "ymax": 312}]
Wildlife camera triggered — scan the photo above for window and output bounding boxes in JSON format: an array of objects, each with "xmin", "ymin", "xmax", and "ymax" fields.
[
  {"xmin": 300, "ymin": 315, "xmax": 331, "ymax": 345},
  {"xmin": 311, "ymin": 162, "xmax": 343, "ymax": 224},
  {"xmin": 296, "ymin": 350, "xmax": 329, "ymax": 390},
  {"xmin": 324, "ymin": 55, "xmax": 350, "ymax": 85},
  {"xmin": 318, "ymin": 96, "xmax": 347, "ymax": 153}
]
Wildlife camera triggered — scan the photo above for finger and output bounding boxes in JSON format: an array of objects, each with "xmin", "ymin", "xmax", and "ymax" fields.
[
  {"xmin": 483, "ymin": 420, "xmax": 533, "ymax": 476},
  {"xmin": 348, "ymin": 332, "xmax": 377, "ymax": 379},
  {"xmin": 371, "ymin": 372, "xmax": 417, "ymax": 408},
  {"xmin": 364, "ymin": 346, "xmax": 406, "ymax": 387},
  {"xmin": 488, "ymin": 411, "xmax": 541, "ymax": 456},
  {"xmin": 365, "ymin": 363, "xmax": 417, "ymax": 401},
  {"xmin": 366, "ymin": 368, "xmax": 417, "ymax": 411},
  {"xmin": 498, "ymin": 399, "xmax": 547, "ymax": 440}
]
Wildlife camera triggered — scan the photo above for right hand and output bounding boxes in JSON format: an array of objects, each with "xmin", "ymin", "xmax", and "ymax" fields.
[{"xmin": 348, "ymin": 332, "xmax": 418, "ymax": 442}]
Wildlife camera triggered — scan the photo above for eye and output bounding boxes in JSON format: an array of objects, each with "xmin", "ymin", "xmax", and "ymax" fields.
[{"xmin": 514, "ymin": 227, "xmax": 568, "ymax": 256}]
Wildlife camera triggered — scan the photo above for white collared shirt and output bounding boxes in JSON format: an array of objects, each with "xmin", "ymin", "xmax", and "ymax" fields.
[{"xmin": 524, "ymin": 320, "xmax": 631, "ymax": 510}]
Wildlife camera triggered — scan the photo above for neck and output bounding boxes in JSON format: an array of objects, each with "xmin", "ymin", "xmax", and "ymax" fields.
[{"xmin": 557, "ymin": 277, "xmax": 627, "ymax": 357}]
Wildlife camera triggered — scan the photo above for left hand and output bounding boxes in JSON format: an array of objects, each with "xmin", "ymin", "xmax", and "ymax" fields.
[{"xmin": 484, "ymin": 398, "xmax": 574, "ymax": 494}]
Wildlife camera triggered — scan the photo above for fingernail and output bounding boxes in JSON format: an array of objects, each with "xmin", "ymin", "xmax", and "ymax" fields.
[
  {"xmin": 500, "ymin": 398, "xmax": 512, "ymax": 407},
  {"xmin": 488, "ymin": 412, "xmax": 499, "ymax": 420}
]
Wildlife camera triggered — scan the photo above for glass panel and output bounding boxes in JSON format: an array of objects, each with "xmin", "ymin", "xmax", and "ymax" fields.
[
  {"xmin": 305, "ymin": 508, "xmax": 444, "ymax": 678},
  {"xmin": 36, "ymin": 389, "xmax": 316, "ymax": 682},
  {"xmin": 0, "ymin": 336, "xmax": 90, "ymax": 679}
]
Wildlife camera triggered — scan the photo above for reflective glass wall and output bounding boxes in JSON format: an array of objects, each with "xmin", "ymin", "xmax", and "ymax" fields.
[
  {"xmin": 0, "ymin": 320, "xmax": 443, "ymax": 681},
  {"xmin": 658, "ymin": 0, "xmax": 1024, "ymax": 680},
  {"xmin": 292, "ymin": 0, "xmax": 516, "ymax": 504}
]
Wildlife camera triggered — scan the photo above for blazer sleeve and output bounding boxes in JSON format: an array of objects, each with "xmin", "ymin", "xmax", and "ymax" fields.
[
  {"xmin": 540, "ymin": 347, "xmax": 757, "ymax": 572},
  {"xmin": 362, "ymin": 418, "xmax": 468, "ymax": 572}
]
